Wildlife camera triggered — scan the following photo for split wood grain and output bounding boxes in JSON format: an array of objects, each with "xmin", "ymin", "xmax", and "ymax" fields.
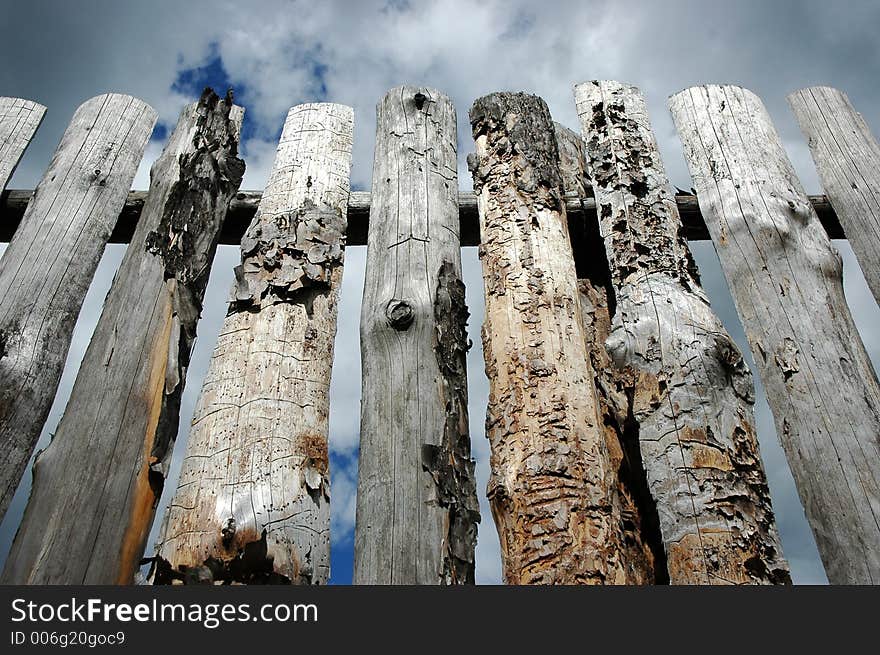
[
  {"xmin": 354, "ymin": 86, "xmax": 479, "ymax": 585},
  {"xmin": 2, "ymin": 89, "xmax": 242, "ymax": 584},
  {"xmin": 789, "ymin": 86, "xmax": 880, "ymax": 305},
  {"xmin": 670, "ymin": 84, "xmax": 880, "ymax": 584},
  {"xmin": 0, "ymin": 97, "xmax": 46, "ymax": 194},
  {"xmin": 0, "ymin": 94, "xmax": 155, "ymax": 525}
]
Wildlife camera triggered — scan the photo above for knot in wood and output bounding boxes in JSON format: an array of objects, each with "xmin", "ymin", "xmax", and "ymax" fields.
[{"xmin": 386, "ymin": 299, "xmax": 414, "ymax": 330}]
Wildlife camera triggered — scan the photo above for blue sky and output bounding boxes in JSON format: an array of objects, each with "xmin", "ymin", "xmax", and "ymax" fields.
[{"xmin": 1, "ymin": 0, "xmax": 879, "ymax": 584}]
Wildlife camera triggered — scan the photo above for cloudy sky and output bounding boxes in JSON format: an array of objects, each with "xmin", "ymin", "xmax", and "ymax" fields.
[{"xmin": 1, "ymin": 0, "xmax": 879, "ymax": 584}]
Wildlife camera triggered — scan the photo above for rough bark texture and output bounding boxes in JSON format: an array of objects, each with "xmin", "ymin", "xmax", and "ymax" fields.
[
  {"xmin": 354, "ymin": 86, "xmax": 479, "ymax": 585},
  {"xmin": 1, "ymin": 189, "xmax": 845, "ymax": 246},
  {"xmin": 670, "ymin": 84, "xmax": 880, "ymax": 585},
  {"xmin": 2, "ymin": 90, "xmax": 243, "ymax": 585},
  {"xmin": 576, "ymin": 81, "xmax": 789, "ymax": 584},
  {"xmin": 0, "ymin": 97, "xmax": 46, "ymax": 194},
  {"xmin": 555, "ymin": 122, "xmax": 657, "ymax": 584},
  {"xmin": 0, "ymin": 94, "xmax": 155, "ymax": 524},
  {"xmin": 468, "ymin": 92, "xmax": 630, "ymax": 584},
  {"xmin": 152, "ymin": 102, "xmax": 353, "ymax": 586},
  {"xmin": 788, "ymin": 86, "xmax": 880, "ymax": 305}
]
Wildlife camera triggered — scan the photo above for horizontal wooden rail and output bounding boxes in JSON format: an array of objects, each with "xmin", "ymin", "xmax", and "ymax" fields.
[{"xmin": 0, "ymin": 188, "xmax": 843, "ymax": 245}]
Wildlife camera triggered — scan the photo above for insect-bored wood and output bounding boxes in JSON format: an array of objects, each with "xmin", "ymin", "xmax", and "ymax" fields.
[
  {"xmin": 2, "ymin": 89, "xmax": 243, "ymax": 584},
  {"xmin": 469, "ymin": 92, "xmax": 631, "ymax": 584},
  {"xmin": 556, "ymin": 121, "xmax": 658, "ymax": 584},
  {"xmin": 0, "ymin": 94, "xmax": 155, "ymax": 524},
  {"xmin": 354, "ymin": 86, "xmax": 479, "ymax": 585},
  {"xmin": 670, "ymin": 84, "xmax": 880, "ymax": 585},
  {"xmin": 788, "ymin": 86, "xmax": 880, "ymax": 305},
  {"xmin": 0, "ymin": 97, "xmax": 46, "ymax": 195},
  {"xmin": 153, "ymin": 102, "xmax": 353, "ymax": 585},
  {"xmin": 576, "ymin": 81, "xmax": 789, "ymax": 584}
]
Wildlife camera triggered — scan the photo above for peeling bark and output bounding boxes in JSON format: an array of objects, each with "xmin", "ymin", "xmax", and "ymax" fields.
[
  {"xmin": 468, "ymin": 92, "xmax": 629, "ymax": 584},
  {"xmin": 154, "ymin": 102, "xmax": 353, "ymax": 586},
  {"xmin": 1, "ymin": 90, "xmax": 241, "ymax": 584},
  {"xmin": 670, "ymin": 85, "xmax": 880, "ymax": 585},
  {"xmin": 576, "ymin": 81, "xmax": 789, "ymax": 584},
  {"xmin": 354, "ymin": 86, "xmax": 479, "ymax": 584},
  {"xmin": 788, "ymin": 86, "xmax": 880, "ymax": 305},
  {"xmin": 0, "ymin": 94, "xmax": 156, "ymax": 524},
  {"xmin": 0, "ymin": 97, "xmax": 45, "ymax": 195}
]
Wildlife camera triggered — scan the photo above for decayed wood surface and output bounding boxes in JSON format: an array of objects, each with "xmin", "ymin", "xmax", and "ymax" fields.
[
  {"xmin": 670, "ymin": 84, "xmax": 880, "ymax": 584},
  {"xmin": 0, "ymin": 188, "xmax": 844, "ymax": 245},
  {"xmin": 354, "ymin": 86, "xmax": 479, "ymax": 585},
  {"xmin": 556, "ymin": 122, "xmax": 657, "ymax": 584},
  {"xmin": 0, "ymin": 94, "xmax": 155, "ymax": 524},
  {"xmin": 788, "ymin": 86, "xmax": 880, "ymax": 305},
  {"xmin": 0, "ymin": 97, "xmax": 46, "ymax": 194},
  {"xmin": 153, "ymin": 102, "xmax": 353, "ymax": 585},
  {"xmin": 469, "ymin": 92, "xmax": 629, "ymax": 584},
  {"xmin": 576, "ymin": 81, "xmax": 789, "ymax": 584},
  {"xmin": 2, "ymin": 90, "xmax": 243, "ymax": 585}
]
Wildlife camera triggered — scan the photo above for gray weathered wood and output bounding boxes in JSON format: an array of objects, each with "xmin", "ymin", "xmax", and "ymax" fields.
[
  {"xmin": 0, "ymin": 94, "xmax": 155, "ymax": 524},
  {"xmin": 0, "ymin": 97, "xmax": 46, "ymax": 195},
  {"xmin": 576, "ymin": 81, "xmax": 789, "ymax": 584},
  {"xmin": 469, "ymin": 92, "xmax": 630, "ymax": 584},
  {"xmin": 354, "ymin": 86, "xmax": 479, "ymax": 585},
  {"xmin": 153, "ymin": 102, "xmax": 353, "ymax": 585},
  {"xmin": 1, "ymin": 90, "xmax": 243, "ymax": 585},
  {"xmin": 788, "ymin": 86, "xmax": 880, "ymax": 305},
  {"xmin": 556, "ymin": 122, "xmax": 658, "ymax": 584},
  {"xmin": 670, "ymin": 84, "xmax": 880, "ymax": 585},
  {"xmin": 0, "ymin": 188, "xmax": 846, "ymax": 245}
]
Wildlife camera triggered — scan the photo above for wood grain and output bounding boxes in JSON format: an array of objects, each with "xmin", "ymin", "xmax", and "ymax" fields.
[{"xmin": 670, "ymin": 84, "xmax": 880, "ymax": 584}]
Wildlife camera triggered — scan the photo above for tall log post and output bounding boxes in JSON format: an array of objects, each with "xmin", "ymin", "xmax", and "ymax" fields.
[
  {"xmin": 555, "ymin": 122, "xmax": 658, "ymax": 584},
  {"xmin": 0, "ymin": 94, "xmax": 155, "ymax": 523},
  {"xmin": 354, "ymin": 86, "xmax": 479, "ymax": 585},
  {"xmin": 2, "ymin": 90, "xmax": 243, "ymax": 584},
  {"xmin": 788, "ymin": 86, "xmax": 880, "ymax": 305},
  {"xmin": 468, "ymin": 92, "xmax": 629, "ymax": 584},
  {"xmin": 152, "ymin": 102, "xmax": 353, "ymax": 585},
  {"xmin": 0, "ymin": 97, "xmax": 46, "ymax": 194},
  {"xmin": 669, "ymin": 84, "xmax": 880, "ymax": 584},
  {"xmin": 575, "ymin": 81, "xmax": 789, "ymax": 584}
]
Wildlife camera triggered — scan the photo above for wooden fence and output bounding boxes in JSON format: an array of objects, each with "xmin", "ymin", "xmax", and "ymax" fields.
[{"xmin": 0, "ymin": 80, "xmax": 877, "ymax": 585}]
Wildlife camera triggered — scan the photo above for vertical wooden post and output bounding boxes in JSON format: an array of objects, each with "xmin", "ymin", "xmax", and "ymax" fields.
[
  {"xmin": 0, "ymin": 94, "xmax": 155, "ymax": 524},
  {"xmin": 468, "ymin": 92, "xmax": 629, "ymax": 584},
  {"xmin": 555, "ymin": 122, "xmax": 658, "ymax": 584},
  {"xmin": 575, "ymin": 81, "xmax": 789, "ymax": 584},
  {"xmin": 152, "ymin": 103, "xmax": 353, "ymax": 585},
  {"xmin": 670, "ymin": 84, "xmax": 880, "ymax": 585},
  {"xmin": 2, "ymin": 90, "xmax": 243, "ymax": 585},
  {"xmin": 788, "ymin": 86, "xmax": 880, "ymax": 305},
  {"xmin": 354, "ymin": 86, "xmax": 479, "ymax": 585},
  {"xmin": 0, "ymin": 97, "xmax": 46, "ymax": 193}
]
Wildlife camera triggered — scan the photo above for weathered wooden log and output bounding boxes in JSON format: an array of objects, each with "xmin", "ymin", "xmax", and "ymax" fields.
[
  {"xmin": 0, "ymin": 94, "xmax": 155, "ymax": 524},
  {"xmin": 1, "ymin": 90, "xmax": 243, "ymax": 585},
  {"xmin": 669, "ymin": 84, "xmax": 880, "ymax": 585},
  {"xmin": 576, "ymin": 81, "xmax": 789, "ymax": 584},
  {"xmin": 556, "ymin": 122, "xmax": 658, "ymax": 584},
  {"xmin": 0, "ymin": 98, "xmax": 46, "ymax": 194},
  {"xmin": 788, "ymin": 86, "xmax": 880, "ymax": 305},
  {"xmin": 469, "ymin": 92, "xmax": 629, "ymax": 584},
  {"xmin": 0, "ymin": 188, "xmax": 845, "ymax": 245},
  {"xmin": 354, "ymin": 86, "xmax": 479, "ymax": 585},
  {"xmin": 152, "ymin": 102, "xmax": 353, "ymax": 585}
]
